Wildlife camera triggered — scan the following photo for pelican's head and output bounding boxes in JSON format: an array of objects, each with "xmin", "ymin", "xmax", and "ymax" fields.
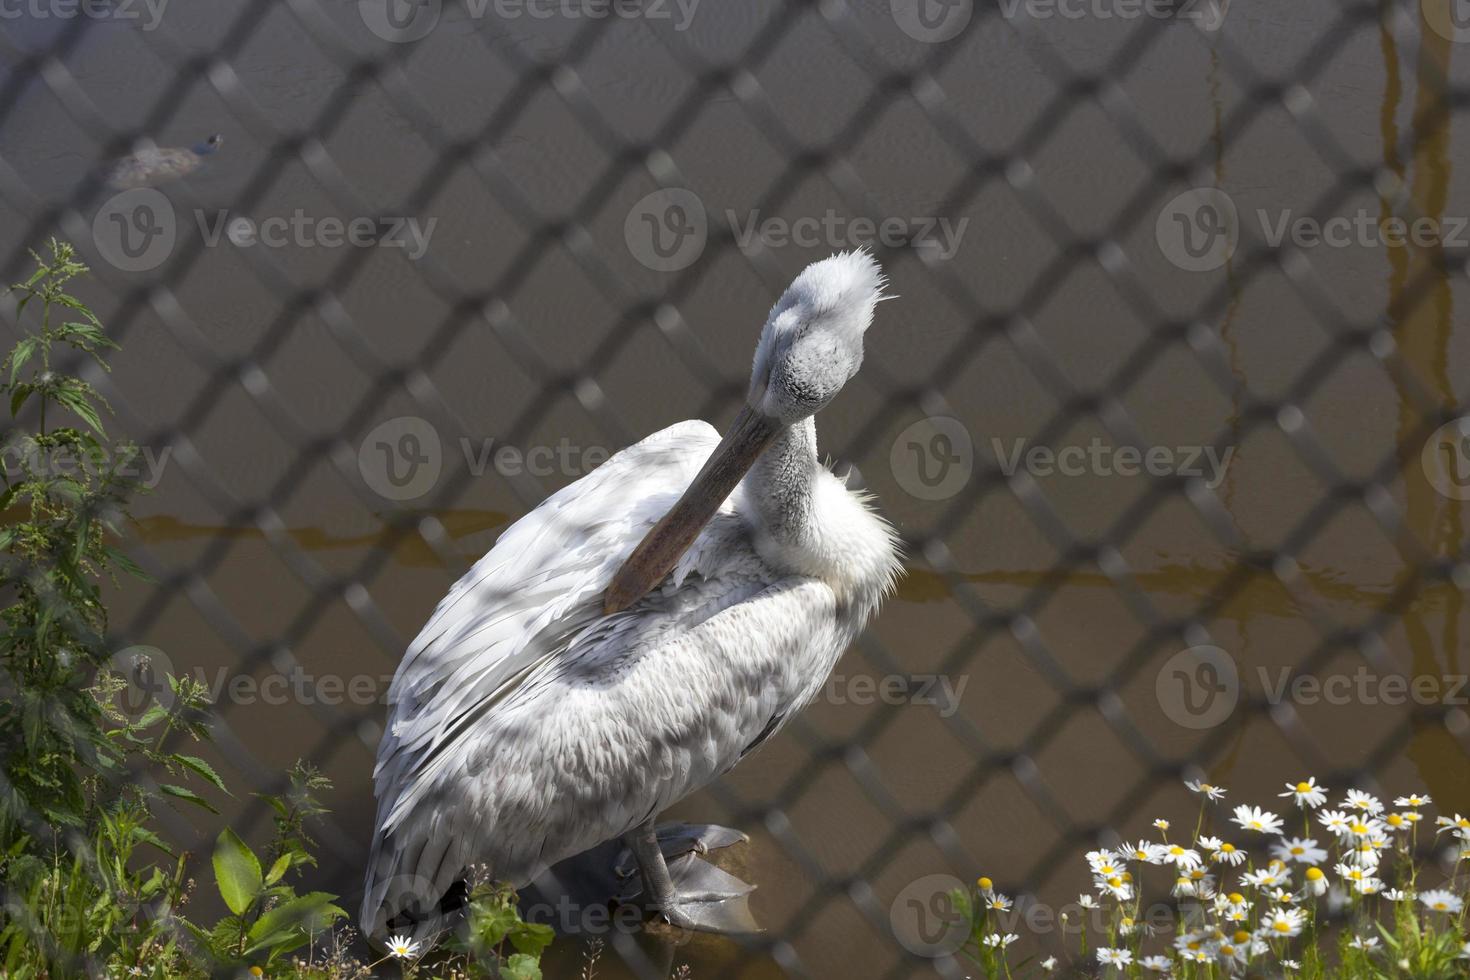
[
  {"xmin": 603, "ymin": 252, "xmax": 887, "ymax": 615},
  {"xmin": 747, "ymin": 250, "xmax": 885, "ymax": 424}
]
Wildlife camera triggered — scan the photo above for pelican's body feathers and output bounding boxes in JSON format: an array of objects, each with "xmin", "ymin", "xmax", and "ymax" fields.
[{"xmin": 362, "ymin": 251, "xmax": 900, "ymax": 940}]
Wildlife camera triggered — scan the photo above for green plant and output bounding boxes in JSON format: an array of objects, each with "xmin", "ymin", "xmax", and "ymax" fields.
[
  {"xmin": 193, "ymin": 764, "xmax": 347, "ymax": 969},
  {"xmin": 0, "ymin": 242, "xmax": 559, "ymax": 980}
]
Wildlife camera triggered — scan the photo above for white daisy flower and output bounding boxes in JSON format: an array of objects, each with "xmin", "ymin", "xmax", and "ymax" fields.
[
  {"xmin": 1140, "ymin": 954, "xmax": 1172, "ymax": 971},
  {"xmin": 1096, "ymin": 874, "xmax": 1133, "ymax": 900},
  {"xmin": 1271, "ymin": 837, "xmax": 1327, "ymax": 865},
  {"xmin": 1096, "ymin": 947, "xmax": 1132, "ymax": 966},
  {"xmin": 1040, "ymin": 956, "xmax": 1058, "ymax": 972},
  {"xmin": 1302, "ymin": 866, "xmax": 1328, "ymax": 896},
  {"xmin": 1125, "ymin": 840, "xmax": 1169, "ymax": 865},
  {"xmin": 1394, "ymin": 793, "xmax": 1430, "ymax": 808},
  {"xmin": 1262, "ymin": 907, "xmax": 1306, "ymax": 938},
  {"xmin": 1280, "ymin": 778, "xmax": 1327, "ymax": 808},
  {"xmin": 1383, "ymin": 888, "xmax": 1412, "ymax": 901},
  {"xmin": 1077, "ymin": 893, "xmax": 1098, "ymax": 909},
  {"xmin": 1232, "ymin": 805, "xmax": 1284, "ymax": 834},
  {"xmin": 983, "ymin": 932, "xmax": 1019, "ymax": 947},
  {"xmin": 1344, "ymin": 816, "xmax": 1385, "ymax": 839},
  {"xmin": 1243, "ymin": 867, "xmax": 1290, "ymax": 890},
  {"xmin": 1164, "ymin": 843, "xmax": 1203, "ymax": 869},
  {"xmin": 1317, "ymin": 809, "xmax": 1353, "ymax": 836},
  {"xmin": 1186, "ymin": 780, "xmax": 1227, "ymax": 801},
  {"xmin": 1419, "ymin": 889, "xmax": 1464, "ymax": 914},
  {"xmin": 1348, "ymin": 935, "xmax": 1379, "ymax": 950},
  {"xmin": 1201, "ymin": 835, "xmax": 1247, "ymax": 866},
  {"xmin": 1435, "ymin": 813, "xmax": 1470, "ymax": 833},
  {"xmin": 1342, "ymin": 790, "xmax": 1383, "ymax": 815},
  {"xmin": 986, "ymin": 893, "xmax": 1012, "ymax": 912},
  {"xmin": 385, "ymin": 935, "xmax": 421, "ymax": 960},
  {"xmin": 1282, "ymin": 959, "xmax": 1301, "ymax": 971},
  {"xmin": 1153, "ymin": 818, "xmax": 1171, "ymax": 832},
  {"xmin": 1087, "ymin": 850, "xmax": 1125, "ymax": 877}
]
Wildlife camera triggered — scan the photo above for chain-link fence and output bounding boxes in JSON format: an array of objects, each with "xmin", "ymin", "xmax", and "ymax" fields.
[{"xmin": 3, "ymin": 0, "xmax": 1470, "ymax": 976}]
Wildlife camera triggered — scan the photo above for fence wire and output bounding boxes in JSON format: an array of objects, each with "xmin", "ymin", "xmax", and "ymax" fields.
[{"xmin": 2, "ymin": 0, "xmax": 1470, "ymax": 977}]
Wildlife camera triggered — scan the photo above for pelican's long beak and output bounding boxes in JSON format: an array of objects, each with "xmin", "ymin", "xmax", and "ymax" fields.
[{"xmin": 603, "ymin": 405, "xmax": 782, "ymax": 615}]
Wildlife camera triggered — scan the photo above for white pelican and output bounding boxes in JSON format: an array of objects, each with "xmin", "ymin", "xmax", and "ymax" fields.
[{"xmin": 361, "ymin": 251, "xmax": 901, "ymax": 942}]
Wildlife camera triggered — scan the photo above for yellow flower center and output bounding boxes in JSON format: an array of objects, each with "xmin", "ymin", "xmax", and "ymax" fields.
[
  {"xmin": 978, "ymin": 876, "xmax": 993, "ymax": 891},
  {"xmin": 1273, "ymin": 920, "xmax": 1292, "ymax": 933},
  {"xmin": 1296, "ymin": 782, "xmax": 1312, "ymax": 793},
  {"xmin": 1234, "ymin": 930, "xmax": 1251, "ymax": 943},
  {"xmin": 1221, "ymin": 843, "xmax": 1236, "ymax": 853},
  {"xmin": 1306, "ymin": 867, "xmax": 1324, "ymax": 880},
  {"xmin": 1228, "ymin": 892, "xmax": 1246, "ymax": 904}
]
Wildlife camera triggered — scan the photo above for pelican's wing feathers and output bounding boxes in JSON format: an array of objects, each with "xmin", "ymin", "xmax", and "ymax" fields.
[{"xmin": 363, "ymin": 420, "xmax": 730, "ymax": 929}]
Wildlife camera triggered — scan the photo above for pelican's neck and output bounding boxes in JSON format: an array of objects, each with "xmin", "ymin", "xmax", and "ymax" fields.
[{"xmin": 745, "ymin": 416, "xmax": 820, "ymax": 553}]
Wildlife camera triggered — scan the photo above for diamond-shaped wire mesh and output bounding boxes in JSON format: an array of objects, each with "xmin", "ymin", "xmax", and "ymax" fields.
[{"xmin": 3, "ymin": 0, "xmax": 1470, "ymax": 976}]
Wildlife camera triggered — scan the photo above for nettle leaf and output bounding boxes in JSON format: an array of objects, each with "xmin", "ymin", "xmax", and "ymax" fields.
[
  {"xmin": 173, "ymin": 754, "xmax": 229, "ymax": 795},
  {"xmin": 243, "ymin": 891, "xmax": 344, "ymax": 954},
  {"xmin": 212, "ymin": 828, "xmax": 262, "ymax": 916},
  {"xmin": 160, "ymin": 783, "xmax": 218, "ymax": 813}
]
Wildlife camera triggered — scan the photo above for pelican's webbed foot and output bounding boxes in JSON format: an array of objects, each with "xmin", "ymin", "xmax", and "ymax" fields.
[{"xmin": 619, "ymin": 819, "xmax": 760, "ymax": 935}]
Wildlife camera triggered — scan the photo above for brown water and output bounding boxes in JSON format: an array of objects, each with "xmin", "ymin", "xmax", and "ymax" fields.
[{"xmin": 3, "ymin": 1, "xmax": 1470, "ymax": 976}]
